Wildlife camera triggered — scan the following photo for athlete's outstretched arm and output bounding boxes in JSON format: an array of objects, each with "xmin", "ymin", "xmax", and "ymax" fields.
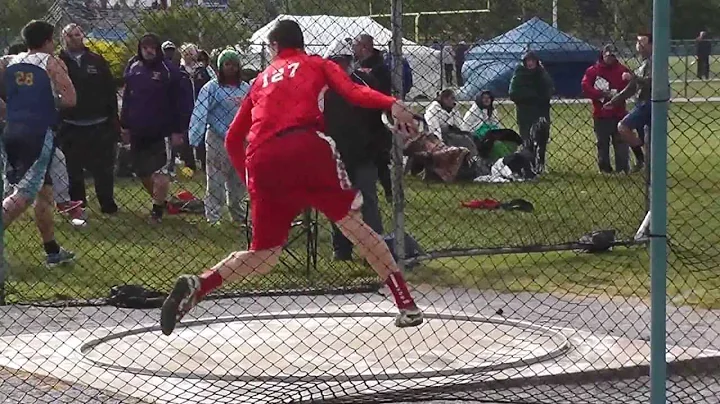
[
  {"xmin": 47, "ymin": 57, "xmax": 76, "ymax": 108},
  {"xmin": 322, "ymin": 59, "xmax": 395, "ymax": 110},
  {"xmin": 225, "ymin": 93, "xmax": 253, "ymax": 182},
  {"xmin": 322, "ymin": 59, "xmax": 417, "ymax": 135}
]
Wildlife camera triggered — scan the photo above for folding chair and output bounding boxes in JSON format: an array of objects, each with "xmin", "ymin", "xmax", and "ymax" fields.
[{"xmin": 243, "ymin": 201, "xmax": 318, "ymax": 278}]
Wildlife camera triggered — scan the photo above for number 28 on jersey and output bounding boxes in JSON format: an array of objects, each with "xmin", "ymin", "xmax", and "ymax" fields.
[{"xmin": 14, "ymin": 71, "xmax": 34, "ymax": 86}]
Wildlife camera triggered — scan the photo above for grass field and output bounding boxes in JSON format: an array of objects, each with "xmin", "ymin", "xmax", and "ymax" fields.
[{"xmin": 4, "ymin": 101, "xmax": 720, "ymax": 309}]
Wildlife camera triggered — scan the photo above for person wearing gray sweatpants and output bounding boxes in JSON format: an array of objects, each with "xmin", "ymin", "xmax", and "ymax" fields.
[
  {"xmin": 188, "ymin": 49, "xmax": 249, "ymax": 224},
  {"xmin": 204, "ymin": 129, "xmax": 246, "ymax": 223}
]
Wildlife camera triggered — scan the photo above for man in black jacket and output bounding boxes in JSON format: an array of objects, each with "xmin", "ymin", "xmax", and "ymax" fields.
[
  {"xmin": 324, "ymin": 44, "xmax": 387, "ymax": 261},
  {"xmin": 353, "ymin": 34, "xmax": 393, "ymax": 202},
  {"xmin": 57, "ymin": 23, "xmax": 118, "ymax": 213}
]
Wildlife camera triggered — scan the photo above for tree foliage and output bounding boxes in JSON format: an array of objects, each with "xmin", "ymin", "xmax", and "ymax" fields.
[
  {"xmin": 0, "ymin": 0, "xmax": 51, "ymax": 49},
  {"xmin": 86, "ymin": 39, "xmax": 134, "ymax": 80},
  {"xmin": 126, "ymin": 6, "xmax": 252, "ymax": 51}
]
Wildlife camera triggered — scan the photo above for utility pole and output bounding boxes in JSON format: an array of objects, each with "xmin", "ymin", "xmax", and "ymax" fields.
[{"xmin": 552, "ymin": 0, "xmax": 558, "ymax": 28}]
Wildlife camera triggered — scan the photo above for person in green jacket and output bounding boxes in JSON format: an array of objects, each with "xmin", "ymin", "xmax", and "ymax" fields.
[{"xmin": 509, "ymin": 51, "xmax": 554, "ymax": 170}]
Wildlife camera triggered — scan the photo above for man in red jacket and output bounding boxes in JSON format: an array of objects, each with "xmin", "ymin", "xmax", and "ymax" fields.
[
  {"xmin": 581, "ymin": 45, "xmax": 633, "ymax": 173},
  {"xmin": 160, "ymin": 20, "xmax": 423, "ymax": 336}
]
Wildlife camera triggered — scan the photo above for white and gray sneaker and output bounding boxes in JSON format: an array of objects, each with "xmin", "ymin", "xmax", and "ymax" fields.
[
  {"xmin": 395, "ymin": 306, "xmax": 424, "ymax": 328},
  {"xmin": 160, "ymin": 275, "xmax": 202, "ymax": 336}
]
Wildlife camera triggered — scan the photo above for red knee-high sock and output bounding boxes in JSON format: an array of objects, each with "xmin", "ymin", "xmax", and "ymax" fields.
[
  {"xmin": 198, "ymin": 269, "xmax": 224, "ymax": 298},
  {"xmin": 385, "ymin": 272, "xmax": 416, "ymax": 310}
]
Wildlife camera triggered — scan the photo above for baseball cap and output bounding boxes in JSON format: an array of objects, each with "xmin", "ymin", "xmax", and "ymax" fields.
[{"xmin": 161, "ymin": 41, "xmax": 176, "ymax": 50}]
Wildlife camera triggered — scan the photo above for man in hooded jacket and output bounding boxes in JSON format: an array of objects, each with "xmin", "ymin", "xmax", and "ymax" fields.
[
  {"xmin": 508, "ymin": 51, "xmax": 554, "ymax": 171},
  {"xmin": 324, "ymin": 41, "xmax": 387, "ymax": 261},
  {"xmin": 120, "ymin": 33, "xmax": 194, "ymax": 224}
]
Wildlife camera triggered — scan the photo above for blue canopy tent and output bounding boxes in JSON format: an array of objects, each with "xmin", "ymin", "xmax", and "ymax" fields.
[{"xmin": 458, "ymin": 17, "xmax": 598, "ymax": 101}]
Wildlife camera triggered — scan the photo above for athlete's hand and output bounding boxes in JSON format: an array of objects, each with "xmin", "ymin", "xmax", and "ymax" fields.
[
  {"xmin": 391, "ymin": 101, "xmax": 418, "ymax": 138},
  {"xmin": 171, "ymin": 133, "xmax": 185, "ymax": 147},
  {"xmin": 622, "ymin": 72, "xmax": 633, "ymax": 81}
]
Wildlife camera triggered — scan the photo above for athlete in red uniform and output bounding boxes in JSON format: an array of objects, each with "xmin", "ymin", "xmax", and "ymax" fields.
[{"xmin": 160, "ymin": 20, "xmax": 423, "ymax": 335}]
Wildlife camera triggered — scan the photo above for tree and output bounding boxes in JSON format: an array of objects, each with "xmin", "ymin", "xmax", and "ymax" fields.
[
  {"xmin": 0, "ymin": 0, "xmax": 51, "ymax": 49},
  {"xmin": 126, "ymin": 6, "xmax": 253, "ymax": 51}
]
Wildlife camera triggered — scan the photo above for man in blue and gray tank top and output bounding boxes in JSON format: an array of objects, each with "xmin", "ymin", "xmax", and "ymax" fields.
[{"xmin": 0, "ymin": 20, "xmax": 78, "ymax": 267}]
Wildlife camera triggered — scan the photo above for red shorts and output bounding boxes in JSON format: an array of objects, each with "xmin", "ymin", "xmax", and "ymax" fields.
[{"xmin": 246, "ymin": 130, "xmax": 361, "ymax": 250}]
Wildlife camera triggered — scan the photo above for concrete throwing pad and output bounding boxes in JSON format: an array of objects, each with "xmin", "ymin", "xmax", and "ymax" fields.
[
  {"xmin": 0, "ymin": 304, "xmax": 719, "ymax": 403},
  {"xmin": 79, "ymin": 312, "xmax": 569, "ymax": 382}
]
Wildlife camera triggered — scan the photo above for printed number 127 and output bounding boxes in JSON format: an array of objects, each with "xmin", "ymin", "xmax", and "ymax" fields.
[{"xmin": 262, "ymin": 62, "xmax": 300, "ymax": 88}]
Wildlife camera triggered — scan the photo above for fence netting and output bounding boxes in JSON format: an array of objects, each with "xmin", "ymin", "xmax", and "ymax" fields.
[{"xmin": 1, "ymin": 0, "xmax": 720, "ymax": 403}]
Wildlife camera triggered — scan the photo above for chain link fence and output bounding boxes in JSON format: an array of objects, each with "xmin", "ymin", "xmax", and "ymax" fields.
[{"xmin": 0, "ymin": 0, "xmax": 719, "ymax": 403}]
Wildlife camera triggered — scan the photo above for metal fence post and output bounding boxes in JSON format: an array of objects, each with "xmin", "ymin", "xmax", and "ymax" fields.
[
  {"xmin": 390, "ymin": 0, "xmax": 405, "ymax": 271},
  {"xmin": 650, "ymin": 1, "xmax": 670, "ymax": 403},
  {"xmin": 683, "ymin": 52, "xmax": 689, "ymax": 99},
  {"xmin": 0, "ymin": 146, "xmax": 4, "ymax": 306}
]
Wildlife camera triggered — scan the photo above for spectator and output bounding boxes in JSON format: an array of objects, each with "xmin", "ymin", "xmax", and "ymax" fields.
[
  {"xmin": 197, "ymin": 50, "xmax": 217, "ymax": 79},
  {"xmin": 454, "ymin": 41, "xmax": 469, "ymax": 87},
  {"xmin": 581, "ymin": 44, "xmax": 631, "ymax": 174},
  {"xmin": 180, "ymin": 42, "xmax": 213, "ymax": 171},
  {"xmin": 442, "ymin": 43, "xmax": 455, "ymax": 86},
  {"xmin": 353, "ymin": 34, "xmax": 391, "ymax": 94},
  {"xmin": 3, "ymin": 40, "xmax": 86, "ymax": 226},
  {"xmin": 180, "ymin": 43, "xmax": 214, "ymax": 98},
  {"xmin": 352, "ymin": 34, "xmax": 392, "ymax": 201},
  {"xmin": 382, "ymin": 46, "xmax": 413, "ymax": 99},
  {"xmin": 120, "ymin": 33, "xmax": 194, "ymax": 224},
  {"xmin": 424, "ymin": 89, "xmax": 464, "ymax": 140},
  {"xmin": 58, "ymin": 23, "xmax": 119, "ymax": 214},
  {"xmin": 508, "ymin": 51, "xmax": 554, "ymax": 172},
  {"xmin": 161, "ymin": 41, "xmax": 177, "ymax": 65},
  {"xmin": 696, "ymin": 31, "xmax": 712, "ymax": 80},
  {"xmin": 463, "ymin": 90, "xmax": 518, "ymax": 162},
  {"xmin": 0, "ymin": 20, "xmax": 77, "ymax": 266},
  {"xmin": 323, "ymin": 41, "xmax": 386, "ymax": 261},
  {"xmin": 188, "ymin": 49, "xmax": 248, "ymax": 224},
  {"xmin": 463, "ymin": 90, "xmax": 501, "ymax": 135}
]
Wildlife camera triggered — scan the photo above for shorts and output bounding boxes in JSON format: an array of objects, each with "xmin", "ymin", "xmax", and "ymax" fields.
[
  {"xmin": 130, "ymin": 135, "xmax": 173, "ymax": 178},
  {"xmin": 621, "ymin": 101, "xmax": 652, "ymax": 137},
  {"xmin": 2, "ymin": 124, "xmax": 54, "ymax": 200},
  {"xmin": 247, "ymin": 130, "xmax": 362, "ymax": 250}
]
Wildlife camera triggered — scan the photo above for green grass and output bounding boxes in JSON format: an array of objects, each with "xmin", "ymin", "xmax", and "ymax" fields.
[
  {"xmin": 4, "ymin": 101, "xmax": 720, "ymax": 309},
  {"xmin": 617, "ymin": 55, "xmax": 720, "ymax": 99},
  {"xmin": 622, "ymin": 55, "xmax": 720, "ymax": 82}
]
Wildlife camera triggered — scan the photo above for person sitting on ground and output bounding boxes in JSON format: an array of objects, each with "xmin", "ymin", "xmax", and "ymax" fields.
[
  {"xmin": 463, "ymin": 90, "xmax": 501, "ymax": 136},
  {"xmin": 463, "ymin": 90, "xmax": 518, "ymax": 162},
  {"xmin": 424, "ymin": 89, "xmax": 464, "ymax": 141}
]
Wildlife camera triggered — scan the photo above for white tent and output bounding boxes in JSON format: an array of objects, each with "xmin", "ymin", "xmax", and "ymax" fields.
[{"xmin": 248, "ymin": 15, "xmax": 442, "ymax": 99}]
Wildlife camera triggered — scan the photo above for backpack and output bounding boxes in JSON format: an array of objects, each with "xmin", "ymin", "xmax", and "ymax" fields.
[
  {"xmin": 107, "ymin": 285, "xmax": 167, "ymax": 309},
  {"xmin": 577, "ymin": 230, "xmax": 616, "ymax": 253}
]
